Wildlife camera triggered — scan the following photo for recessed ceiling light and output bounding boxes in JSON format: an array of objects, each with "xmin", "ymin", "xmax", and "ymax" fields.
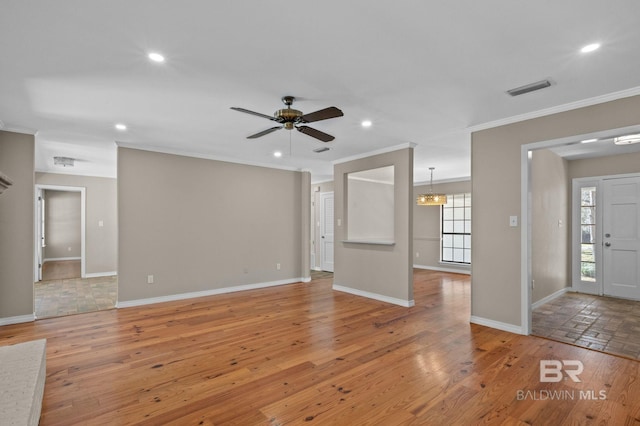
[
  {"xmin": 115, "ymin": 123, "xmax": 127, "ymax": 131},
  {"xmin": 580, "ymin": 43, "xmax": 600, "ymax": 53},
  {"xmin": 614, "ymin": 134, "xmax": 640, "ymax": 145},
  {"xmin": 361, "ymin": 120, "xmax": 372, "ymax": 128},
  {"xmin": 148, "ymin": 52, "xmax": 165, "ymax": 63},
  {"xmin": 580, "ymin": 138, "xmax": 598, "ymax": 144},
  {"xmin": 273, "ymin": 151, "xmax": 283, "ymax": 158}
]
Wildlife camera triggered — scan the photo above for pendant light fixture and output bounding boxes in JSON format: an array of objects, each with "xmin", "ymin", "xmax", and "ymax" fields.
[{"xmin": 416, "ymin": 167, "xmax": 447, "ymax": 206}]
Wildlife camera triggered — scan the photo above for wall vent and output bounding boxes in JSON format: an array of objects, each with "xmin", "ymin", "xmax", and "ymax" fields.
[{"xmin": 507, "ymin": 79, "xmax": 551, "ymax": 96}]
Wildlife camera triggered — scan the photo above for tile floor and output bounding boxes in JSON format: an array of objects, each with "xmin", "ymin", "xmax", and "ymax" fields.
[
  {"xmin": 34, "ymin": 275, "xmax": 118, "ymax": 319},
  {"xmin": 532, "ymin": 291, "xmax": 640, "ymax": 360}
]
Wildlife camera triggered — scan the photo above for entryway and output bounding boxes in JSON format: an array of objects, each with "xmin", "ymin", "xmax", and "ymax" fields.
[
  {"xmin": 573, "ymin": 175, "xmax": 640, "ymax": 300},
  {"xmin": 34, "ymin": 182, "xmax": 118, "ymax": 319},
  {"xmin": 532, "ymin": 292, "xmax": 640, "ymax": 360}
]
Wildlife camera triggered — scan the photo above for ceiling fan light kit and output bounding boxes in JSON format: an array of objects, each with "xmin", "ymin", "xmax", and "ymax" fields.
[
  {"xmin": 614, "ymin": 133, "xmax": 640, "ymax": 145},
  {"xmin": 231, "ymin": 96, "xmax": 343, "ymax": 144}
]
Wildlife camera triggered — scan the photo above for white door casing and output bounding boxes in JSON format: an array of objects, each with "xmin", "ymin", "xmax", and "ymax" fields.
[
  {"xmin": 602, "ymin": 176, "xmax": 640, "ymax": 300},
  {"xmin": 320, "ymin": 192, "xmax": 334, "ymax": 272}
]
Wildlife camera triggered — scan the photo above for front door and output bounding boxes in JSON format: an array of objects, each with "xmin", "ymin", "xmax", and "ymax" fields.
[{"xmin": 603, "ymin": 176, "xmax": 640, "ymax": 300}]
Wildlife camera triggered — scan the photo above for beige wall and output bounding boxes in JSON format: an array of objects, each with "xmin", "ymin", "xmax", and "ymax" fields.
[
  {"xmin": 413, "ymin": 180, "xmax": 471, "ymax": 272},
  {"xmin": 0, "ymin": 131, "xmax": 34, "ymax": 320},
  {"xmin": 333, "ymin": 147, "xmax": 413, "ymax": 304},
  {"xmin": 531, "ymin": 149, "xmax": 570, "ymax": 303},
  {"xmin": 117, "ymin": 147, "xmax": 308, "ymax": 303},
  {"xmin": 347, "ymin": 177, "xmax": 394, "ymax": 240},
  {"xmin": 569, "ymin": 150, "xmax": 640, "ymax": 179},
  {"xmin": 36, "ymin": 173, "xmax": 118, "ymax": 274},
  {"xmin": 44, "ymin": 190, "xmax": 81, "ymax": 259},
  {"xmin": 472, "ymin": 94, "xmax": 640, "ymax": 328}
]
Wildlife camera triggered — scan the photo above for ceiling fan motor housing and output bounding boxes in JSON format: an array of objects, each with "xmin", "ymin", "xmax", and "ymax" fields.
[{"xmin": 276, "ymin": 108, "xmax": 303, "ymax": 129}]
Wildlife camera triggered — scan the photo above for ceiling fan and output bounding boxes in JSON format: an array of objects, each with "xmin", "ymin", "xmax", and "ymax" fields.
[{"xmin": 231, "ymin": 96, "xmax": 343, "ymax": 142}]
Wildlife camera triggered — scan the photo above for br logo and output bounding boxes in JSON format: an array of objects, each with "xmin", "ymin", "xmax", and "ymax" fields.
[{"xmin": 540, "ymin": 360, "xmax": 584, "ymax": 383}]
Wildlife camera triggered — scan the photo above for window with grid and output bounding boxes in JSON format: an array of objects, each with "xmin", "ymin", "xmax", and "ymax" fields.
[
  {"xmin": 580, "ymin": 187, "xmax": 596, "ymax": 282},
  {"xmin": 441, "ymin": 193, "xmax": 471, "ymax": 264}
]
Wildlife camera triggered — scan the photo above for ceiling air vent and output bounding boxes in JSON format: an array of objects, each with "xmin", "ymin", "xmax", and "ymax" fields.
[
  {"xmin": 313, "ymin": 147, "xmax": 330, "ymax": 153},
  {"xmin": 507, "ymin": 79, "xmax": 551, "ymax": 97}
]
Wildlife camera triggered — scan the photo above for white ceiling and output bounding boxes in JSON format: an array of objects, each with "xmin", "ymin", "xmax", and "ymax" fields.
[{"xmin": 2, "ymin": 1, "xmax": 640, "ymax": 182}]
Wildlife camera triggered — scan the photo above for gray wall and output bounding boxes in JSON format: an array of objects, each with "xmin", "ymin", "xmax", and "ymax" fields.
[
  {"xmin": 333, "ymin": 147, "xmax": 413, "ymax": 304},
  {"xmin": 413, "ymin": 180, "xmax": 471, "ymax": 272},
  {"xmin": 531, "ymin": 149, "xmax": 570, "ymax": 304},
  {"xmin": 117, "ymin": 147, "xmax": 308, "ymax": 303},
  {"xmin": 43, "ymin": 190, "xmax": 81, "ymax": 260},
  {"xmin": 0, "ymin": 131, "xmax": 34, "ymax": 320},
  {"xmin": 472, "ymin": 94, "xmax": 640, "ymax": 328},
  {"xmin": 36, "ymin": 173, "xmax": 118, "ymax": 275}
]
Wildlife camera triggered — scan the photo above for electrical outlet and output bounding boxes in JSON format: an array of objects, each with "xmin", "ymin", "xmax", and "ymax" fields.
[
  {"xmin": 532, "ymin": 279, "xmax": 535, "ymax": 289},
  {"xmin": 276, "ymin": 263, "xmax": 281, "ymax": 270},
  {"xmin": 147, "ymin": 275, "xmax": 154, "ymax": 284},
  {"xmin": 416, "ymin": 252, "xmax": 420, "ymax": 258}
]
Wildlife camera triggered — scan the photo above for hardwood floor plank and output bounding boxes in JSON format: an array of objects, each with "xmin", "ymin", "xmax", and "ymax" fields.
[{"xmin": 2, "ymin": 269, "xmax": 640, "ymax": 424}]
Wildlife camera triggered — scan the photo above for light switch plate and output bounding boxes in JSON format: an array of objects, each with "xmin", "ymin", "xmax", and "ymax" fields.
[{"xmin": 509, "ymin": 216, "xmax": 518, "ymax": 227}]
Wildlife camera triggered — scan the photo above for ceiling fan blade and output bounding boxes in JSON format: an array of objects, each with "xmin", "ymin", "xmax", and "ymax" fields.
[
  {"xmin": 231, "ymin": 107, "xmax": 280, "ymax": 122},
  {"xmin": 247, "ymin": 126, "xmax": 282, "ymax": 139},
  {"xmin": 296, "ymin": 126, "xmax": 335, "ymax": 142},
  {"xmin": 300, "ymin": 106, "xmax": 343, "ymax": 123}
]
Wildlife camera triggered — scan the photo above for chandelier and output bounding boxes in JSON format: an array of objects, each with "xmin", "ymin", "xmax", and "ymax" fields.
[{"xmin": 416, "ymin": 167, "xmax": 447, "ymax": 206}]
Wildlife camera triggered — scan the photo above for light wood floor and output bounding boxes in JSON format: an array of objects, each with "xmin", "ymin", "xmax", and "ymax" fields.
[{"xmin": 2, "ymin": 270, "xmax": 640, "ymax": 424}]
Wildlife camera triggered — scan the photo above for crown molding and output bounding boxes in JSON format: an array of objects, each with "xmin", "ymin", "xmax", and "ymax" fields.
[
  {"xmin": 414, "ymin": 176, "xmax": 471, "ymax": 187},
  {"xmin": 0, "ymin": 124, "xmax": 38, "ymax": 135},
  {"xmin": 469, "ymin": 85, "xmax": 640, "ymax": 132},
  {"xmin": 333, "ymin": 142, "xmax": 417, "ymax": 165}
]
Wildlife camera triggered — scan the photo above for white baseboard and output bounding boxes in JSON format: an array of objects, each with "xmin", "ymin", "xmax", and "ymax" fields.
[
  {"xmin": 413, "ymin": 264, "xmax": 471, "ymax": 275},
  {"xmin": 470, "ymin": 315, "xmax": 524, "ymax": 335},
  {"xmin": 117, "ymin": 278, "xmax": 304, "ymax": 309},
  {"xmin": 0, "ymin": 314, "xmax": 35, "ymax": 326},
  {"xmin": 531, "ymin": 287, "xmax": 570, "ymax": 310},
  {"xmin": 43, "ymin": 257, "xmax": 81, "ymax": 263},
  {"xmin": 84, "ymin": 271, "xmax": 117, "ymax": 278},
  {"xmin": 301, "ymin": 277, "xmax": 312, "ymax": 283},
  {"xmin": 332, "ymin": 284, "xmax": 415, "ymax": 307}
]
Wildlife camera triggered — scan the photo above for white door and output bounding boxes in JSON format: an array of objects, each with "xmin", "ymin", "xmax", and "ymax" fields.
[
  {"xmin": 320, "ymin": 192, "xmax": 334, "ymax": 272},
  {"xmin": 603, "ymin": 176, "xmax": 640, "ymax": 300},
  {"xmin": 35, "ymin": 188, "xmax": 45, "ymax": 281}
]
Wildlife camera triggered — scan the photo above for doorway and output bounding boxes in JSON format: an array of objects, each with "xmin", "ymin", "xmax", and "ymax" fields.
[
  {"xmin": 573, "ymin": 175, "xmax": 640, "ymax": 300},
  {"xmin": 35, "ymin": 185, "xmax": 86, "ymax": 280},
  {"xmin": 519, "ymin": 121, "xmax": 640, "ymax": 335},
  {"xmin": 319, "ymin": 192, "xmax": 334, "ymax": 272}
]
